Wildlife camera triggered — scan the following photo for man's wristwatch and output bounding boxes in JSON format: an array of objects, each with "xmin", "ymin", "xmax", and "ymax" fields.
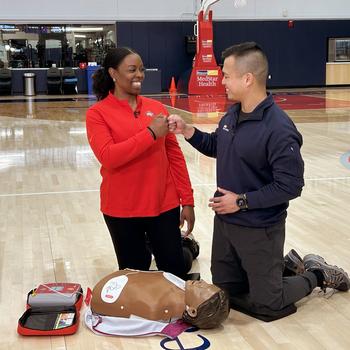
[{"xmin": 236, "ymin": 193, "xmax": 248, "ymax": 211}]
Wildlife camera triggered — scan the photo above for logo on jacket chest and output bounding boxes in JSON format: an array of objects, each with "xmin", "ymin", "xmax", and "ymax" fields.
[{"xmin": 222, "ymin": 124, "xmax": 230, "ymax": 132}]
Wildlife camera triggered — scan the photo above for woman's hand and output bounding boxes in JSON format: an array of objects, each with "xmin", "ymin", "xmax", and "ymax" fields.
[
  {"xmin": 180, "ymin": 205, "xmax": 195, "ymax": 236},
  {"xmin": 148, "ymin": 114, "xmax": 169, "ymax": 138}
]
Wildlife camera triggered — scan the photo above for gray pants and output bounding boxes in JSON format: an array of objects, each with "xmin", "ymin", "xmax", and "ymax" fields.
[{"xmin": 211, "ymin": 215, "xmax": 317, "ymax": 321}]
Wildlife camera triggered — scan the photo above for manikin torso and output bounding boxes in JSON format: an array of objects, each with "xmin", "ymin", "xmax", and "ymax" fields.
[{"xmin": 91, "ymin": 269, "xmax": 186, "ymax": 321}]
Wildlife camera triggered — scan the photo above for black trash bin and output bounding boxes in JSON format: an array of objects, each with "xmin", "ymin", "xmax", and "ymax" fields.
[{"xmin": 23, "ymin": 73, "xmax": 36, "ymax": 96}]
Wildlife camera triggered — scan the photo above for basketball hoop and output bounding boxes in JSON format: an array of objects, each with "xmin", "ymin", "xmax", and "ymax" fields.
[
  {"xmin": 201, "ymin": 1, "xmax": 247, "ymax": 18},
  {"xmin": 233, "ymin": 0, "xmax": 247, "ymax": 8}
]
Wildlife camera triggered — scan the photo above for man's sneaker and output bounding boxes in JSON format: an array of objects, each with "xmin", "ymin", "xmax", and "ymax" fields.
[
  {"xmin": 303, "ymin": 254, "xmax": 350, "ymax": 291},
  {"xmin": 284, "ymin": 249, "xmax": 305, "ymax": 275}
]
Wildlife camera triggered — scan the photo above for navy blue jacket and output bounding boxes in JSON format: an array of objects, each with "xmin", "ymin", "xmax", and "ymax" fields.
[{"xmin": 187, "ymin": 93, "xmax": 304, "ymax": 227}]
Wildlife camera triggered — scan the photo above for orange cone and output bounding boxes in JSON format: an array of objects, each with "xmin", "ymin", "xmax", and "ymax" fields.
[
  {"xmin": 170, "ymin": 93, "xmax": 176, "ymax": 107},
  {"xmin": 169, "ymin": 76, "xmax": 177, "ymax": 94}
]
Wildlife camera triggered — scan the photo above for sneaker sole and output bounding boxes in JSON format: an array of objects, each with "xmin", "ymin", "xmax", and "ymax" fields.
[{"xmin": 285, "ymin": 249, "xmax": 305, "ymax": 274}]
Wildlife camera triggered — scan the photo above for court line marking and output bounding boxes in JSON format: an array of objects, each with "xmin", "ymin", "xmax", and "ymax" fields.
[
  {"xmin": 0, "ymin": 176, "xmax": 349, "ymax": 198},
  {"xmin": 164, "ymin": 104, "xmax": 192, "ymax": 115},
  {"xmin": 305, "ymin": 176, "xmax": 350, "ymax": 181},
  {"xmin": 0, "ymin": 189, "xmax": 99, "ymax": 197}
]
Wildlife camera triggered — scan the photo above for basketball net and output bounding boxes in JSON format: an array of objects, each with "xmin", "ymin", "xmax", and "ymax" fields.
[{"xmin": 233, "ymin": 0, "xmax": 247, "ymax": 8}]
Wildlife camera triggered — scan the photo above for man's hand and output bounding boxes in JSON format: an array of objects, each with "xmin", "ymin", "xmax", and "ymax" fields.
[
  {"xmin": 180, "ymin": 205, "xmax": 195, "ymax": 236},
  {"xmin": 208, "ymin": 187, "xmax": 240, "ymax": 214},
  {"xmin": 148, "ymin": 114, "xmax": 169, "ymax": 138},
  {"xmin": 168, "ymin": 114, "xmax": 195, "ymax": 139}
]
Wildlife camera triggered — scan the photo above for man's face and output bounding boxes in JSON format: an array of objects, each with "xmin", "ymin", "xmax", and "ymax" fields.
[
  {"xmin": 221, "ymin": 55, "xmax": 246, "ymax": 101},
  {"xmin": 185, "ymin": 280, "xmax": 220, "ymax": 317}
]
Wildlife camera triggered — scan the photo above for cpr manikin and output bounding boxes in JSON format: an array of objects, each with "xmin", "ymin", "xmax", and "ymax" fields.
[{"xmin": 85, "ymin": 269, "xmax": 229, "ymax": 338}]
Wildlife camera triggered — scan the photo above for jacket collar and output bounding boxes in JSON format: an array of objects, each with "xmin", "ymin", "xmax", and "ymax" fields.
[
  {"xmin": 230, "ymin": 92, "xmax": 274, "ymax": 121},
  {"xmin": 107, "ymin": 91, "xmax": 143, "ymax": 112}
]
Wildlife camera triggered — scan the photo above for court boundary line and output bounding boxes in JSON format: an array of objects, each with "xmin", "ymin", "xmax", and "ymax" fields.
[
  {"xmin": 164, "ymin": 104, "xmax": 192, "ymax": 115},
  {"xmin": 0, "ymin": 176, "xmax": 349, "ymax": 198}
]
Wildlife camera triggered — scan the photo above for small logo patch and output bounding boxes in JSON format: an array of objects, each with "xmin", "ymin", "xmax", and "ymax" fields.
[
  {"xmin": 146, "ymin": 111, "xmax": 154, "ymax": 117},
  {"xmin": 222, "ymin": 125, "xmax": 230, "ymax": 132}
]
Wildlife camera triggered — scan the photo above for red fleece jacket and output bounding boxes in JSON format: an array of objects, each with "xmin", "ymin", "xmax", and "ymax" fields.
[{"xmin": 86, "ymin": 92, "xmax": 194, "ymax": 217}]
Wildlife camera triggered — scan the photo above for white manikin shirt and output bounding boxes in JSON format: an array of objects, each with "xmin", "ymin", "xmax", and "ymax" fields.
[{"xmin": 84, "ymin": 272, "xmax": 190, "ymax": 339}]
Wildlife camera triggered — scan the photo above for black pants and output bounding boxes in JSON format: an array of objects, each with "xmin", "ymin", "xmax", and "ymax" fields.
[
  {"xmin": 103, "ymin": 207, "xmax": 186, "ymax": 278},
  {"xmin": 211, "ymin": 215, "xmax": 317, "ymax": 321}
]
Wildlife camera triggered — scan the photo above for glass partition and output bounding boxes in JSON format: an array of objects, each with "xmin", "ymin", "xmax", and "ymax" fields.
[
  {"xmin": 0, "ymin": 24, "xmax": 116, "ymax": 68},
  {"xmin": 328, "ymin": 38, "xmax": 350, "ymax": 62}
]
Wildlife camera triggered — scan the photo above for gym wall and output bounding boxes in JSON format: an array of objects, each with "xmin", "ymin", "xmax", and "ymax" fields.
[
  {"xmin": 2, "ymin": 0, "xmax": 350, "ymax": 22},
  {"xmin": 118, "ymin": 19, "xmax": 350, "ymax": 90},
  {"xmin": 3, "ymin": 0, "xmax": 350, "ymax": 90}
]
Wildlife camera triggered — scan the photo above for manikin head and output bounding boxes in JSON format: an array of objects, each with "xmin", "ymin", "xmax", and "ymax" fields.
[{"xmin": 182, "ymin": 280, "xmax": 229, "ymax": 329}]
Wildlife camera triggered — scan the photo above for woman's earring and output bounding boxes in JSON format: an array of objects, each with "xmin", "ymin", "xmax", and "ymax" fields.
[{"xmin": 113, "ymin": 78, "xmax": 116, "ymax": 82}]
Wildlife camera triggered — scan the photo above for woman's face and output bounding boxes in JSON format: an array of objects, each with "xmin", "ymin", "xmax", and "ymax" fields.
[
  {"xmin": 185, "ymin": 280, "xmax": 220, "ymax": 317},
  {"xmin": 109, "ymin": 53, "xmax": 145, "ymax": 96}
]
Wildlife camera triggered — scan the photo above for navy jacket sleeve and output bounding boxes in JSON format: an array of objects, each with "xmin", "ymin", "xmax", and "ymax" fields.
[
  {"xmin": 247, "ymin": 126, "xmax": 305, "ymax": 209},
  {"xmin": 186, "ymin": 127, "xmax": 218, "ymax": 158}
]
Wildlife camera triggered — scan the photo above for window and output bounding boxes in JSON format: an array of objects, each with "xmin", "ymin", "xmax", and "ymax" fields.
[
  {"xmin": 0, "ymin": 24, "xmax": 116, "ymax": 68},
  {"xmin": 328, "ymin": 38, "xmax": 350, "ymax": 62}
]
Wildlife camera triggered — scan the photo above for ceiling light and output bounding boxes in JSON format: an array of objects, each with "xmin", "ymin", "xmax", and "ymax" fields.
[
  {"xmin": 1, "ymin": 28, "xmax": 19, "ymax": 32},
  {"xmin": 66, "ymin": 27, "xmax": 103, "ymax": 32}
]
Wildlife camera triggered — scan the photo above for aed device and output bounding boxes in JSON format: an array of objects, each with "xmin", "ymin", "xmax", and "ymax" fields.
[{"xmin": 28, "ymin": 283, "xmax": 82, "ymax": 307}]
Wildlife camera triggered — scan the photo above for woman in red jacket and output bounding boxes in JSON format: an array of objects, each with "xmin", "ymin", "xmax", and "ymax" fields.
[{"xmin": 86, "ymin": 47, "xmax": 195, "ymax": 278}]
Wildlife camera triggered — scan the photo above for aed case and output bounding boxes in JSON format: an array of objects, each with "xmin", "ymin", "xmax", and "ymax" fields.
[{"xmin": 17, "ymin": 283, "xmax": 83, "ymax": 336}]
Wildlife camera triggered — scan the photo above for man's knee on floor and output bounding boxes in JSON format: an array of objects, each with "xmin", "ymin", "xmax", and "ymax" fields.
[
  {"xmin": 230, "ymin": 294, "xmax": 297, "ymax": 321},
  {"xmin": 249, "ymin": 290, "xmax": 285, "ymax": 312}
]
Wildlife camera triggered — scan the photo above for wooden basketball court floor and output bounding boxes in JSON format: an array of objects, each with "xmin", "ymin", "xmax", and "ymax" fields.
[{"xmin": 0, "ymin": 87, "xmax": 350, "ymax": 349}]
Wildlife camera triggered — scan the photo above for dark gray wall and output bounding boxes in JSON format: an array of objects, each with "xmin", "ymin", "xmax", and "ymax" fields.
[{"xmin": 117, "ymin": 21, "xmax": 194, "ymax": 92}]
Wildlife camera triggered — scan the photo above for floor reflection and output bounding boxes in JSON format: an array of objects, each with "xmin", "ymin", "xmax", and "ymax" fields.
[{"xmin": 1, "ymin": 88, "xmax": 350, "ymax": 123}]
